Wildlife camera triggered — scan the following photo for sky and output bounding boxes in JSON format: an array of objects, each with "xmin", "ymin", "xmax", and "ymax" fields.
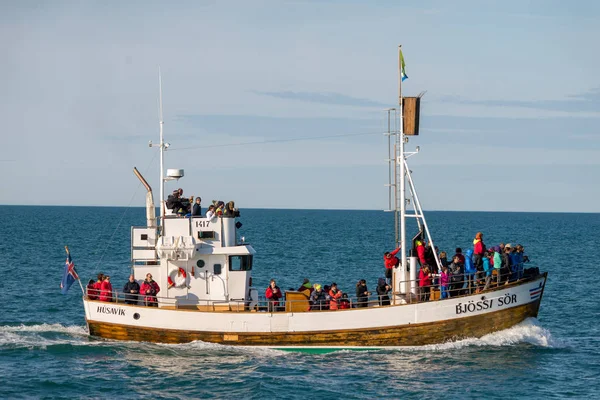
[{"xmin": 1, "ymin": 0, "xmax": 599, "ymax": 212}]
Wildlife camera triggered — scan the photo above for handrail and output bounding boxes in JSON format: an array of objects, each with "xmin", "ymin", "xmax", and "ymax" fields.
[{"xmin": 85, "ymin": 266, "xmax": 538, "ymax": 312}]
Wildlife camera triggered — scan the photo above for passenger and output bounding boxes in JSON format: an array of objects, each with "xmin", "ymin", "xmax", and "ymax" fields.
[
  {"xmin": 91, "ymin": 273, "xmax": 104, "ymax": 299},
  {"xmin": 265, "ymin": 279, "xmax": 282, "ymax": 312},
  {"xmin": 424, "ymin": 243, "xmax": 437, "ymax": 273},
  {"xmin": 449, "ymin": 256, "xmax": 464, "ymax": 297},
  {"xmin": 206, "ymin": 205, "xmax": 216, "ymax": 220},
  {"xmin": 419, "ymin": 264, "xmax": 432, "ymax": 301},
  {"xmin": 140, "ymin": 273, "xmax": 160, "ymax": 307},
  {"xmin": 473, "ymin": 232, "xmax": 486, "ymax": 272},
  {"xmin": 192, "ymin": 197, "xmax": 202, "ymax": 216},
  {"xmin": 415, "ymin": 240, "xmax": 426, "ymax": 266},
  {"xmin": 514, "ymin": 244, "xmax": 525, "ymax": 279},
  {"xmin": 323, "ymin": 285, "xmax": 332, "ymax": 306},
  {"xmin": 178, "ymin": 191, "xmax": 191, "ymax": 215},
  {"xmin": 376, "ymin": 277, "xmax": 391, "ymax": 306},
  {"xmin": 99, "ymin": 275, "xmax": 113, "ymax": 302},
  {"xmin": 328, "ymin": 283, "xmax": 343, "ymax": 310},
  {"xmin": 509, "ymin": 245, "xmax": 520, "ymax": 281},
  {"xmin": 297, "ymin": 278, "xmax": 313, "ymax": 296},
  {"xmin": 123, "ymin": 274, "xmax": 140, "ymax": 305},
  {"xmin": 439, "ymin": 251, "xmax": 449, "ymax": 269},
  {"xmin": 483, "ymin": 250, "xmax": 495, "ymax": 291},
  {"xmin": 339, "ymin": 293, "xmax": 351, "ymax": 309},
  {"xmin": 310, "ymin": 284, "xmax": 328, "ymax": 310},
  {"xmin": 453, "ymin": 248, "xmax": 465, "ymax": 265},
  {"xmin": 86, "ymin": 279, "xmax": 97, "ymax": 300},
  {"xmin": 464, "ymin": 249, "xmax": 476, "ymax": 294},
  {"xmin": 215, "ymin": 201, "xmax": 225, "ymax": 216},
  {"xmin": 355, "ymin": 279, "xmax": 371, "ymax": 308},
  {"xmin": 383, "ymin": 247, "xmax": 401, "ymax": 284},
  {"xmin": 475, "ymin": 252, "xmax": 492, "ymax": 293},
  {"xmin": 492, "ymin": 246, "xmax": 502, "ymax": 284},
  {"xmin": 519, "ymin": 245, "xmax": 530, "ymax": 263},
  {"xmin": 166, "ymin": 189, "xmax": 185, "ymax": 214},
  {"xmin": 223, "ymin": 201, "xmax": 237, "ymax": 218},
  {"xmin": 439, "ymin": 264, "xmax": 450, "ymax": 299},
  {"xmin": 500, "ymin": 245, "xmax": 512, "ymax": 284}
]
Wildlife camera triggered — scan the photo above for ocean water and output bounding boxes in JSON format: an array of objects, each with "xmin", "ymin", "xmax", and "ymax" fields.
[{"xmin": 0, "ymin": 206, "xmax": 599, "ymax": 399}]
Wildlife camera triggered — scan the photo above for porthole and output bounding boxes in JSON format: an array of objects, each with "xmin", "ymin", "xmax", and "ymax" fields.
[
  {"xmin": 196, "ymin": 259, "xmax": 205, "ymax": 268},
  {"xmin": 133, "ymin": 313, "xmax": 140, "ymax": 320}
]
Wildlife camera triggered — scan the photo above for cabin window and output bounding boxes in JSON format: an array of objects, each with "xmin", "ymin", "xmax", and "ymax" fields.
[
  {"xmin": 198, "ymin": 231, "xmax": 215, "ymax": 239},
  {"xmin": 214, "ymin": 264, "xmax": 222, "ymax": 275},
  {"xmin": 140, "ymin": 234, "xmax": 148, "ymax": 240},
  {"xmin": 229, "ymin": 255, "xmax": 253, "ymax": 271},
  {"xmin": 196, "ymin": 259, "xmax": 205, "ymax": 268}
]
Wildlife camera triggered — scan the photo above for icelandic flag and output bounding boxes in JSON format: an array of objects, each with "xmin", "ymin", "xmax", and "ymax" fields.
[
  {"xmin": 61, "ymin": 251, "xmax": 79, "ymax": 294},
  {"xmin": 399, "ymin": 49, "xmax": 408, "ymax": 81}
]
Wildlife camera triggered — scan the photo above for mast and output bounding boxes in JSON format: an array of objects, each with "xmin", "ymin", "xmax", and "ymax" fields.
[
  {"xmin": 397, "ymin": 45, "xmax": 407, "ymax": 275},
  {"xmin": 158, "ymin": 69, "xmax": 165, "ymax": 224}
]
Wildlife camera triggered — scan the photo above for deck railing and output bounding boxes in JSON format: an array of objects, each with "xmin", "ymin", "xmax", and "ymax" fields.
[{"xmin": 85, "ymin": 267, "xmax": 540, "ymax": 313}]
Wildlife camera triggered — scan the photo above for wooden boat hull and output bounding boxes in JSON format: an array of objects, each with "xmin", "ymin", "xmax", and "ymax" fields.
[
  {"xmin": 85, "ymin": 274, "xmax": 546, "ymax": 348},
  {"xmin": 88, "ymin": 300, "xmax": 540, "ymax": 347}
]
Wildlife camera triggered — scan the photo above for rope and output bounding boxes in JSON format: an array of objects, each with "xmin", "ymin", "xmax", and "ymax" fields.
[
  {"xmin": 92, "ymin": 148, "xmax": 159, "ymax": 274},
  {"xmin": 169, "ymin": 130, "xmax": 383, "ymax": 152}
]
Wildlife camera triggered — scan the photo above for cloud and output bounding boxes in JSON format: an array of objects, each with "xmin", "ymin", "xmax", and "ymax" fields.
[
  {"xmin": 251, "ymin": 90, "xmax": 388, "ymax": 108},
  {"xmin": 439, "ymin": 87, "xmax": 600, "ymax": 113}
]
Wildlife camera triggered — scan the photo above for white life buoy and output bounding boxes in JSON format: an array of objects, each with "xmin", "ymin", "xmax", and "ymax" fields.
[{"xmin": 167, "ymin": 266, "xmax": 188, "ymax": 288}]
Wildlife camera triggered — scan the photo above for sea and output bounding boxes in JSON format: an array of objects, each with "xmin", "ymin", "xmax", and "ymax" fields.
[{"xmin": 0, "ymin": 206, "xmax": 599, "ymax": 399}]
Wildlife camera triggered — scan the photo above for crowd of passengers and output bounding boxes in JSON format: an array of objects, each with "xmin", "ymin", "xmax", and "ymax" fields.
[
  {"xmin": 265, "ymin": 231, "xmax": 533, "ymax": 310},
  {"xmin": 165, "ymin": 188, "xmax": 238, "ymax": 218},
  {"xmin": 87, "ymin": 231, "xmax": 532, "ymax": 309},
  {"xmin": 395, "ymin": 231, "xmax": 531, "ymax": 302},
  {"xmin": 264, "ymin": 278, "xmax": 390, "ymax": 311},
  {"xmin": 86, "ymin": 272, "xmax": 161, "ymax": 307}
]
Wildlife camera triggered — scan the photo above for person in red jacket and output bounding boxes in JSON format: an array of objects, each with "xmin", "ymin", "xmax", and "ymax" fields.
[
  {"xmin": 86, "ymin": 280, "xmax": 96, "ymax": 300},
  {"xmin": 418, "ymin": 264, "xmax": 432, "ymax": 302},
  {"xmin": 265, "ymin": 279, "xmax": 282, "ymax": 312},
  {"xmin": 328, "ymin": 283, "xmax": 343, "ymax": 310},
  {"xmin": 416, "ymin": 240, "xmax": 426, "ymax": 266},
  {"xmin": 453, "ymin": 248, "xmax": 465, "ymax": 265},
  {"xmin": 99, "ymin": 275, "xmax": 113, "ymax": 302},
  {"xmin": 473, "ymin": 232, "xmax": 486, "ymax": 271},
  {"xmin": 140, "ymin": 273, "xmax": 161, "ymax": 307},
  {"xmin": 383, "ymin": 247, "xmax": 401, "ymax": 284},
  {"xmin": 88, "ymin": 273, "xmax": 103, "ymax": 300}
]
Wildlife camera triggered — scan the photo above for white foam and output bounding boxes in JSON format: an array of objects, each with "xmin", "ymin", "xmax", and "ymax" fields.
[
  {"xmin": 409, "ymin": 318, "xmax": 562, "ymax": 352},
  {"xmin": 0, "ymin": 323, "xmax": 88, "ymax": 336},
  {"xmin": 0, "ymin": 323, "xmax": 90, "ymax": 349}
]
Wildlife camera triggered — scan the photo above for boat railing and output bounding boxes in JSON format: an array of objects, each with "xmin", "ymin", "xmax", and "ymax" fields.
[{"xmin": 85, "ymin": 267, "xmax": 540, "ymax": 312}]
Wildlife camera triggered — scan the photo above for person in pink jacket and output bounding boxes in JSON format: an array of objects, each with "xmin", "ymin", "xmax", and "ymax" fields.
[{"xmin": 439, "ymin": 264, "xmax": 450, "ymax": 299}]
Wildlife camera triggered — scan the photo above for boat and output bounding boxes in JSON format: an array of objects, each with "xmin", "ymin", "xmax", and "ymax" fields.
[{"xmin": 81, "ymin": 48, "xmax": 547, "ymax": 349}]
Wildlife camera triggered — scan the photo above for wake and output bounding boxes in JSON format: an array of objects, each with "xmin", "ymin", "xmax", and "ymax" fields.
[{"xmin": 409, "ymin": 318, "xmax": 563, "ymax": 351}]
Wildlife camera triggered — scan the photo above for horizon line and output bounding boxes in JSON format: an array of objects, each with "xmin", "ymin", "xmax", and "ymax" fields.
[{"xmin": 0, "ymin": 204, "xmax": 598, "ymax": 214}]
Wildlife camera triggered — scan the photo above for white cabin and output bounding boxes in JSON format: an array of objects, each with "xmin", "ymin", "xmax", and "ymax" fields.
[{"xmin": 131, "ymin": 213, "xmax": 256, "ymax": 310}]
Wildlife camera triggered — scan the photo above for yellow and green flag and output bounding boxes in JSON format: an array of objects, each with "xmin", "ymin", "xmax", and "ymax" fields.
[{"xmin": 400, "ymin": 49, "xmax": 408, "ymax": 81}]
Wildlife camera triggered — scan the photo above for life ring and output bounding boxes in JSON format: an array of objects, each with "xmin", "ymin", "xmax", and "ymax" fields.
[{"xmin": 167, "ymin": 267, "xmax": 188, "ymax": 288}]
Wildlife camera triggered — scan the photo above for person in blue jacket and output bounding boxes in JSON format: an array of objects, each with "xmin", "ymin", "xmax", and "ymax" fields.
[
  {"xmin": 464, "ymin": 249, "xmax": 476, "ymax": 294},
  {"xmin": 477, "ymin": 252, "xmax": 493, "ymax": 293}
]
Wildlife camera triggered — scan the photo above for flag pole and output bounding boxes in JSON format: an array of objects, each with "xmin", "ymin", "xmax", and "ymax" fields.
[
  {"xmin": 398, "ymin": 45, "xmax": 407, "ymax": 293},
  {"xmin": 65, "ymin": 246, "xmax": 86, "ymax": 296}
]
